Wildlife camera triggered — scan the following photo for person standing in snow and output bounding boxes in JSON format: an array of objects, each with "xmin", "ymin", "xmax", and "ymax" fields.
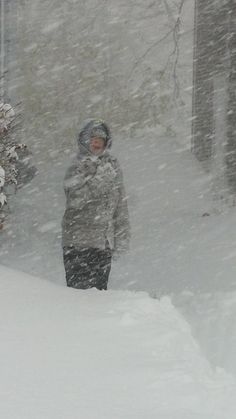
[{"xmin": 62, "ymin": 119, "xmax": 130, "ymax": 290}]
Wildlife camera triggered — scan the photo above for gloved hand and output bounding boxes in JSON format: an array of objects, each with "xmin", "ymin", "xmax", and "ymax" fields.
[
  {"xmin": 80, "ymin": 157, "xmax": 98, "ymax": 177},
  {"xmin": 85, "ymin": 159, "xmax": 117, "ymax": 197}
]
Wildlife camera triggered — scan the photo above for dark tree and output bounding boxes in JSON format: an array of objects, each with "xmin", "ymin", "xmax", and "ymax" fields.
[{"xmin": 192, "ymin": 0, "xmax": 236, "ymax": 193}]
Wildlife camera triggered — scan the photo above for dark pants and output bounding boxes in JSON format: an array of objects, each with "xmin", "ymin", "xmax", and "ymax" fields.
[{"xmin": 63, "ymin": 246, "xmax": 112, "ymax": 290}]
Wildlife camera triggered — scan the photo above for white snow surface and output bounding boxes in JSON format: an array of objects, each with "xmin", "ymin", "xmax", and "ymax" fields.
[
  {"xmin": 1, "ymin": 264, "xmax": 236, "ymax": 419},
  {"xmin": 2, "ymin": 128, "xmax": 236, "ymax": 294},
  {"xmin": 1, "ymin": 128, "xmax": 236, "ymax": 378}
]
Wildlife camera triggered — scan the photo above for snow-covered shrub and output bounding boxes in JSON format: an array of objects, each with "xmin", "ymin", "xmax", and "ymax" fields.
[{"xmin": 0, "ymin": 103, "xmax": 37, "ymax": 229}]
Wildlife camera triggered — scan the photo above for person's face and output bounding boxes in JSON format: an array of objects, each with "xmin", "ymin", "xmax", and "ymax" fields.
[{"xmin": 89, "ymin": 137, "xmax": 106, "ymax": 155}]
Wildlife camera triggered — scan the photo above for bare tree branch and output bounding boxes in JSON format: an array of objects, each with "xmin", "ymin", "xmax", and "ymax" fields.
[
  {"xmin": 162, "ymin": 0, "xmax": 176, "ymax": 25},
  {"xmin": 162, "ymin": 0, "xmax": 186, "ymax": 101},
  {"xmin": 172, "ymin": 0, "xmax": 186, "ymax": 100},
  {"xmin": 127, "ymin": 29, "xmax": 173, "ymax": 81},
  {"xmin": 127, "ymin": 0, "xmax": 186, "ymax": 101}
]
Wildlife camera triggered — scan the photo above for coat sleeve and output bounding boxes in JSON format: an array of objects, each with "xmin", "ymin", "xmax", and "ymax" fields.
[
  {"xmin": 113, "ymin": 167, "xmax": 131, "ymax": 257},
  {"xmin": 63, "ymin": 163, "xmax": 94, "ymax": 210}
]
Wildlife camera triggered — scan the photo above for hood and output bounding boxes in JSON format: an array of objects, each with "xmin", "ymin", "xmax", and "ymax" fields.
[{"xmin": 77, "ymin": 119, "xmax": 112, "ymax": 156}]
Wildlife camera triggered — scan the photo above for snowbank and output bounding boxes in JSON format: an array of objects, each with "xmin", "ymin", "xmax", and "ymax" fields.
[
  {"xmin": 0, "ymin": 265, "xmax": 235, "ymax": 419},
  {"xmin": 177, "ymin": 289, "xmax": 236, "ymax": 377}
]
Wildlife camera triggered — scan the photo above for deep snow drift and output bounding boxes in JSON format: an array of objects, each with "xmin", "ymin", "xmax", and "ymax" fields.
[
  {"xmin": 1, "ymin": 265, "xmax": 236, "ymax": 419},
  {"xmin": 1, "ymin": 128, "xmax": 236, "ymax": 378}
]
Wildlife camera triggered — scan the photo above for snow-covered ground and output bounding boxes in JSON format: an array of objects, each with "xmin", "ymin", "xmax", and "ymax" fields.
[
  {"xmin": 1, "ymin": 1, "xmax": 236, "ymax": 416},
  {"xmin": 2, "ymin": 127, "xmax": 236, "ymax": 293},
  {"xmin": 1, "ymin": 128, "xmax": 236, "ymax": 376},
  {"xmin": 1, "ymin": 127, "xmax": 236, "ymax": 416},
  {"xmin": 1, "ymin": 265, "xmax": 236, "ymax": 419}
]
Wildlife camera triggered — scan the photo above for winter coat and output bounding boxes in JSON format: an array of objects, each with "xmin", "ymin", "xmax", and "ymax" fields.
[{"xmin": 62, "ymin": 120, "xmax": 130, "ymax": 257}]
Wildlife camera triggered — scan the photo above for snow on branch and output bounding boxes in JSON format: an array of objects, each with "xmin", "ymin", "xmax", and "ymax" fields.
[{"xmin": 0, "ymin": 102, "xmax": 37, "ymax": 229}]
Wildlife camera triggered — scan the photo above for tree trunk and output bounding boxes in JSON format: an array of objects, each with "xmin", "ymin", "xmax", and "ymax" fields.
[
  {"xmin": 225, "ymin": 0, "xmax": 236, "ymax": 192},
  {"xmin": 192, "ymin": 0, "xmax": 215, "ymax": 166}
]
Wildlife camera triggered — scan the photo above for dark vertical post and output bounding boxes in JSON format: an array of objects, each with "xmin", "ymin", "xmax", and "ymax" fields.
[
  {"xmin": 0, "ymin": 0, "xmax": 12, "ymax": 102},
  {"xmin": 0, "ymin": 0, "xmax": 5, "ymax": 100},
  {"xmin": 226, "ymin": 0, "xmax": 236, "ymax": 192},
  {"xmin": 192, "ymin": 0, "xmax": 215, "ymax": 166}
]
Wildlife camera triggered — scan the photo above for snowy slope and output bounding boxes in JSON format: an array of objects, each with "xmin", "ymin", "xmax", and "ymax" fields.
[
  {"xmin": 1, "ymin": 265, "xmax": 236, "ymax": 419},
  {"xmin": 112, "ymin": 129, "xmax": 236, "ymax": 294},
  {"xmin": 1, "ymin": 128, "xmax": 236, "ymax": 375},
  {"xmin": 2, "ymin": 128, "xmax": 236, "ymax": 294},
  {"xmin": 1, "ymin": 127, "xmax": 236, "ymax": 376}
]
